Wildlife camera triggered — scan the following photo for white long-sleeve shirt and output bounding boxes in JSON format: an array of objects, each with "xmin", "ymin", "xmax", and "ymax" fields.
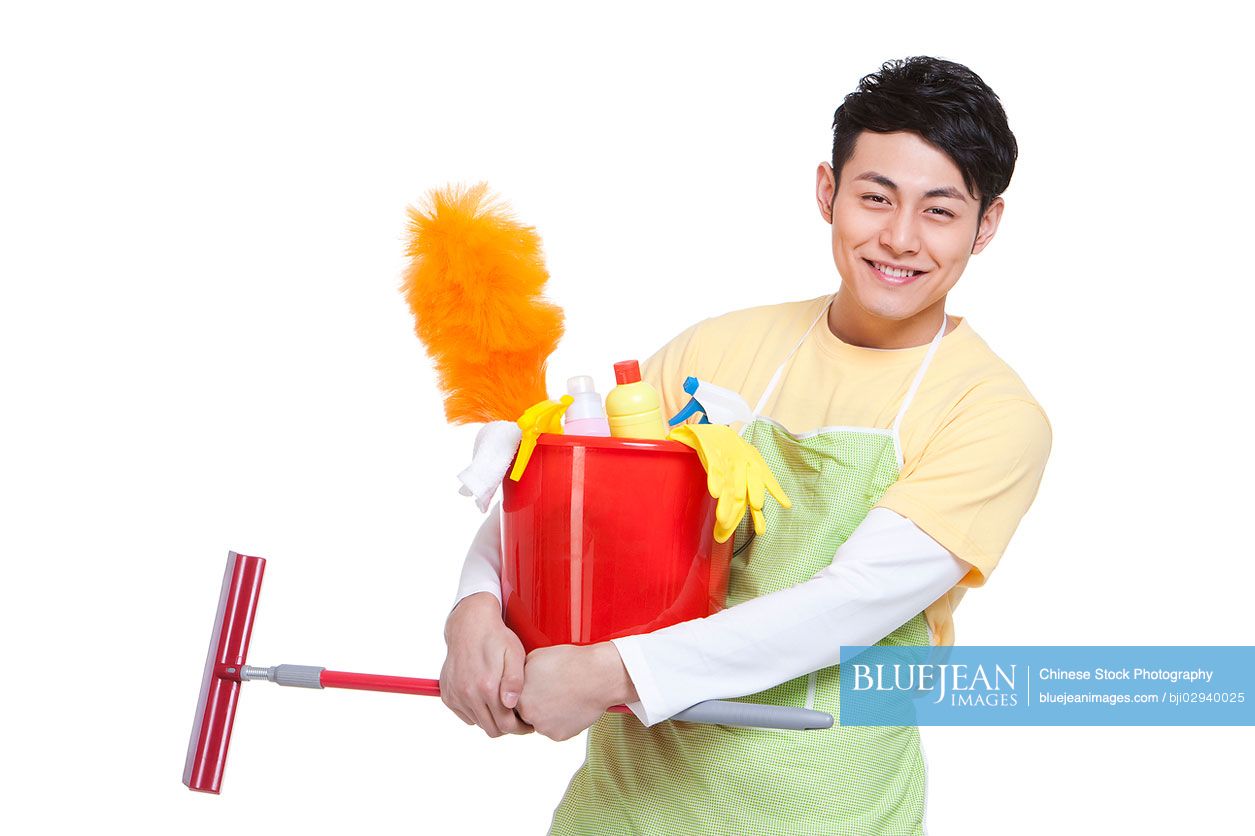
[{"xmin": 452, "ymin": 503, "xmax": 968, "ymax": 726}]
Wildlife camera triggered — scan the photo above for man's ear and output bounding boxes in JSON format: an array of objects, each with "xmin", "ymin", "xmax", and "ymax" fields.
[
  {"xmin": 816, "ymin": 162, "xmax": 837, "ymax": 224},
  {"xmin": 971, "ymin": 196, "xmax": 1005, "ymax": 255}
]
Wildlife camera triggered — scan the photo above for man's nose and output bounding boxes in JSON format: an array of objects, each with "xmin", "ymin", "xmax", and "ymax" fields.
[{"xmin": 879, "ymin": 209, "xmax": 921, "ymax": 255}]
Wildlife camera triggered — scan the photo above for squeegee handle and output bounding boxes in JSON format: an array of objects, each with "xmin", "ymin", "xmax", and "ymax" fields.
[
  {"xmin": 668, "ymin": 699, "xmax": 833, "ymax": 730},
  {"xmin": 321, "ymin": 670, "xmax": 441, "ymax": 696},
  {"xmin": 315, "ymin": 669, "xmax": 832, "ymax": 731}
]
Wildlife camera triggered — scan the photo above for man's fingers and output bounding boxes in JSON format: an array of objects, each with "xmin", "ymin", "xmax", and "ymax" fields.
[
  {"xmin": 471, "ymin": 700, "xmax": 505, "ymax": 738},
  {"xmin": 512, "ymin": 708, "xmax": 536, "ymax": 735},
  {"xmin": 441, "ymin": 689, "xmax": 475, "ymax": 726},
  {"xmin": 488, "ymin": 698, "xmax": 532, "ymax": 735},
  {"xmin": 500, "ymin": 644, "xmax": 525, "ymax": 710},
  {"xmin": 439, "ymin": 662, "xmax": 477, "ymax": 727},
  {"xmin": 488, "ymin": 643, "xmax": 531, "ymax": 734}
]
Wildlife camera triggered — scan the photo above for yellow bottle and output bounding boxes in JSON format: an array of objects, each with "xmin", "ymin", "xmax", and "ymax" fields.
[{"xmin": 606, "ymin": 360, "xmax": 669, "ymax": 440}]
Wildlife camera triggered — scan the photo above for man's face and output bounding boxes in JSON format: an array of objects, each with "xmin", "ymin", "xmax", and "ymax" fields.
[{"xmin": 816, "ymin": 130, "xmax": 1003, "ymax": 327}]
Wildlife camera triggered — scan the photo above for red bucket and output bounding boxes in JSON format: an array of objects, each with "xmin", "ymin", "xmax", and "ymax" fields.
[{"xmin": 501, "ymin": 434, "xmax": 732, "ymax": 653}]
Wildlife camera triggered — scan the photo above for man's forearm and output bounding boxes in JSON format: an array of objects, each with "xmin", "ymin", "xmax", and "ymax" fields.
[
  {"xmin": 451, "ymin": 502, "xmax": 504, "ymax": 613},
  {"xmin": 450, "ymin": 503, "xmax": 961, "ymax": 726},
  {"xmin": 610, "ymin": 508, "xmax": 968, "ymax": 726}
]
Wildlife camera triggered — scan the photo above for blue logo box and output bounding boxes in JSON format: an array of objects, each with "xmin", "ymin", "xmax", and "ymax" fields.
[{"xmin": 837, "ymin": 646, "xmax": 1255, "ymax": 726}]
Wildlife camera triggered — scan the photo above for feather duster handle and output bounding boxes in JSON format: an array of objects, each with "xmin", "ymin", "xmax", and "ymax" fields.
[{"xmin": 401, "ymin": 182, "xmax": 565, "ymax": 424}]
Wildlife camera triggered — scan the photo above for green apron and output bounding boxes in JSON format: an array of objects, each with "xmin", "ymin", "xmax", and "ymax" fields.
[{"xmin": 550, "ymin": 300, "xmax": 949, "ymax": 835}]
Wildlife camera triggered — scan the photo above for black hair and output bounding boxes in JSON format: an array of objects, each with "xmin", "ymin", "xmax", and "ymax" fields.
[{"xmin": 831, "ymin": 57, "xmax": 1017, "ymax": 218}]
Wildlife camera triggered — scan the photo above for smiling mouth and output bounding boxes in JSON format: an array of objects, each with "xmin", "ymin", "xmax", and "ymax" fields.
[{"xmin": 864, "ymin": 259, "xmax": 928, "ymax": 286}]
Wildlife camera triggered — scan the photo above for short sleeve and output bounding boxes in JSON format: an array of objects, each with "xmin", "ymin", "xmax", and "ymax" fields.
[
  {"xmin": 874, "ymin": 398, "xmax": 1051, "ymax": 587},
  {"xmin": 640, "ymin": 319, "xmax": 706, "ymax": 423}
]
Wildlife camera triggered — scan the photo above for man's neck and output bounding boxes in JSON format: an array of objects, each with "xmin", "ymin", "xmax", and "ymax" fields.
[{"xmin": 827, "ymin": 293, "xmax": 950, "ymax": 349}]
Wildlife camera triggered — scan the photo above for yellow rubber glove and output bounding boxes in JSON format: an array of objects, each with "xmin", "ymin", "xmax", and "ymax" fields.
[
  {"xmin": 668, "ymin": 423, "xmax": 791, "ymax": 543},
  {"xmin": 509, "ymin": 395, "xmax": 574, "ymax": 482}
]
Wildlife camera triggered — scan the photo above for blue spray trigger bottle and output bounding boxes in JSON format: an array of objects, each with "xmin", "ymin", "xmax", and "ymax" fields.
[
  {"xmin": 668, "ymin": 376, "xmax": 755, "ymax": 427},
  {"xmin": 668, "ymin": 376, "xmax": 712, "ymax": 426}
]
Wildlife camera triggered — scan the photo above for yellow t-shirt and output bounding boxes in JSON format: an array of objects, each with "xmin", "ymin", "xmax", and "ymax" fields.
[{"xmin": 641, "ymin": 294, "xmax": 1052, "ymax": 645}]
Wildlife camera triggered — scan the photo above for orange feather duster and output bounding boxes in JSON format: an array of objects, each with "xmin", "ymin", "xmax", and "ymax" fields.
[{"xmin": 401, "ymin": 183, "xmax": 564, "ymax": 424}]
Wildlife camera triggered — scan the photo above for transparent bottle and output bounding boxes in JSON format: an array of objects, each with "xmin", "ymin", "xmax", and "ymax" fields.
[{"xmin": 562, "ymin": 375, "xmax": 611, "ymax": 436}]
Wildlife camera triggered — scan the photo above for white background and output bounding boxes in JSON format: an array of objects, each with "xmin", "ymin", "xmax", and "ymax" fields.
[{"xmin": 3, "ymin": 2, "xmax": 1252, "ymax": 833}]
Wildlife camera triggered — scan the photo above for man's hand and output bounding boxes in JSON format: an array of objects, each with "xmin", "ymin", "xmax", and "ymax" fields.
[
  {"xmin": 516, "ymin": 642, "xmax": 638, "ymax": 741},
  {"xmin": 440, "ymin": 592, "xmax": 534, "ymax": 737}
]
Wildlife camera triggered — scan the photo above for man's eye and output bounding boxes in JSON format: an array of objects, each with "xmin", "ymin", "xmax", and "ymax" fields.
[
  {"xmin": 927, "ymin": 208, "xmax": 954, "ymax": 218},
  {"xmin": 862, "ymin": 195, "xmax": 889, "ymax": 204}
]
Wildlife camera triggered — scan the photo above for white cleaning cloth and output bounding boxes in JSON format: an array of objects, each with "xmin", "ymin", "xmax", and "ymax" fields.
[
  {"xmin": 457, "ymin": 421, "xmax": 522, "ymax": 512},
  {"xmin": 693, "ymin": 379, "xmax": 754, "ymax": 426}
]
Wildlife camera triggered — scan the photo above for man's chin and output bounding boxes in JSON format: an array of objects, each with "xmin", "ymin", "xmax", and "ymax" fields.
[{"xmin": 849, "ymin": 292, "xmax": 923, "ymax": 324}]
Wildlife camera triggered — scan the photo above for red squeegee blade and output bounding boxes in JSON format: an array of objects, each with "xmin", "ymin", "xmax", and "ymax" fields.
[{"xmin": 183, "ymin": 551, "xmax": 265, "ymax": 794}]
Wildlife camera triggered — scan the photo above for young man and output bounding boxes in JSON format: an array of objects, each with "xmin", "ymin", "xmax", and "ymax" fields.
[{"xmin": 442, "ymin": 56, "xmax": 1051, "ymax": 833}]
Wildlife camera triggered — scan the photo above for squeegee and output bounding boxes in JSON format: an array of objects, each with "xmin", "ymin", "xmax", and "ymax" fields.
[{"xmin": 183, "ymin": 551, "xmax": 834, "ymax": 794}]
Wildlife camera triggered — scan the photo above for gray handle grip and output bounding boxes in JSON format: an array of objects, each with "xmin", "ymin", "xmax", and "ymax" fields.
[{"xmin": 670, "ymin": 699, "xmax": 833, "ymax": 730}]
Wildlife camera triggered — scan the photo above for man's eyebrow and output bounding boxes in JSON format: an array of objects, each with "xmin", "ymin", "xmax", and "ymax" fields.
[{"xmin": 853, "ymin": 170, "xmax": 969, "ymax": 202}]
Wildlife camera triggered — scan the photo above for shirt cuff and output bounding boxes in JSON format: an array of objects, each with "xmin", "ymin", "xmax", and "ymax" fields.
[
  {"xmin": 450, "ymin": 586, "xmax": 502, "ymax": 614},
  {"xmin": 874, "ymin": 493, "xmax": 992, "ymax": 587},
  {"xmin": 610, "ymin": 635, "xmax": 670, "ymax": 727}
]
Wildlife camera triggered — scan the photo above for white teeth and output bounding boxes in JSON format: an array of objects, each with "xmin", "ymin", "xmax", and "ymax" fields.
[{"xmin": 873, "ymin": 261, "xmax": 919, "ymax": 279}]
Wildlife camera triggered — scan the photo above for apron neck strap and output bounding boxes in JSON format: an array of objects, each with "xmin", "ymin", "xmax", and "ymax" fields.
[
  {"xmin": 750, "ymin": 295, "xmax": 951, "ymax": 427},
  {"xmin": 890, "ymin": 313, "xmax": 950, "ymax": 437},
  {"xmin": 751, "ymin": 295, "xmax": 834, "ymax": 416}
]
